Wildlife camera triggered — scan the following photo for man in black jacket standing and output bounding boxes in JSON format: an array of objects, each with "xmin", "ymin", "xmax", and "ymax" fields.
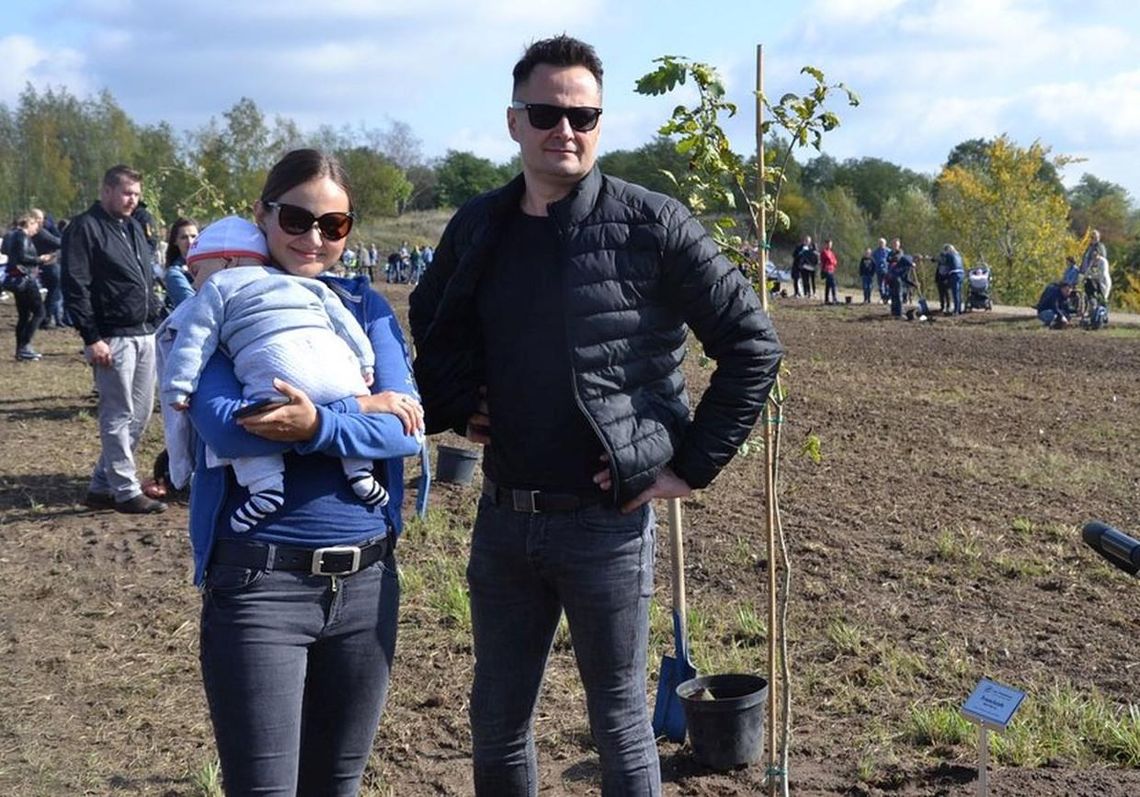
[
  {"xmin": 410, "ymin": 35, "xmax": 781, "ymax": 796},
  {"xmin": 62, "ymin": 165, "xmax": 166, "ymax": 514}
]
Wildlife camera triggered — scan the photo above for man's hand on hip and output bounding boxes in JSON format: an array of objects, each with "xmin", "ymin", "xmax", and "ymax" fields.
[
  {"xmin": 466, "ymin": 386, "xmax": 491, "ymax": 445},
  {"xmin": 593, "ymin": 456, "xmax": 692, "ymax": 514}
]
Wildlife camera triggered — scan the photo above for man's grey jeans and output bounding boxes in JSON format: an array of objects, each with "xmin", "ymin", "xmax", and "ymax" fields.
[{"xmin": 89, "ymin": 334, "xmax": 156, "ymax": 501}]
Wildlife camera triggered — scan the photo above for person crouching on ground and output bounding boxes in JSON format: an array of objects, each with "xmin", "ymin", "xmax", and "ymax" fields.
[{"xmin": 1036, "ymin": 280, "xmax": 1073, "ymax": 328}]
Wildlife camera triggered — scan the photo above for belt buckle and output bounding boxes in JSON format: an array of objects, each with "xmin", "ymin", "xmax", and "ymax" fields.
[
  {"xmin": 512, "ymin": 489, "xmax": 540, "ymax": 513},
  {"xmin": 311, "ymin": 545, "xmax": 362, "ymax": 576}
]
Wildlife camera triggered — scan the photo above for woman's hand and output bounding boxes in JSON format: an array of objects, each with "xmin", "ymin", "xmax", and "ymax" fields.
[
  {"xmin": 236, "ymin": 379, "xmax": 319, "ymax": 442},
  {"xmin": 356, "ymin": 390, "xmax": 424, "ymax": 436}
]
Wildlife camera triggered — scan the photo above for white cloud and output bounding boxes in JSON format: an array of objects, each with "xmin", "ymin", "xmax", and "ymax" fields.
[{"xmin": 0, "ymin": 35, "xmax": 90, "ymax": 103}]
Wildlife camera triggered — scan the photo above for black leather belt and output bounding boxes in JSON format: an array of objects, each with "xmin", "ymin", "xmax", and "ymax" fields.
[
  {"xmin": 210, "ymin": 535, "xmax": 392, "ymax": 576},
  {"xmin": 482, "ymin": 477, "xmax": 606, "ymax": 514}
]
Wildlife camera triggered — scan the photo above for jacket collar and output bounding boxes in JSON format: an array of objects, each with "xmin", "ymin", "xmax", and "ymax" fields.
[
  {"xmin": 497, "ymin": 166, "xmax": 602, "ymax": 229},
  {"xmin": 547, "ymin": 165, "xmax": 602, "ymax": 228}
]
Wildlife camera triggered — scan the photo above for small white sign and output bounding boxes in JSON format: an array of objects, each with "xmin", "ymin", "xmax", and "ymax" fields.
[{"xmin": 962, "ymin": 677, "xmax": 1025, "ymax": 731}]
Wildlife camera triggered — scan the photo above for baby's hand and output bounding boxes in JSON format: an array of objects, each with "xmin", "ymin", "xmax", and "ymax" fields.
[
  {"xmin": 172, "ymin": 400, "xmax": 190, "ymax": 412},
  {"xmin": 357, "ymin": 390, "xmax": 424, "ymax": 436}
]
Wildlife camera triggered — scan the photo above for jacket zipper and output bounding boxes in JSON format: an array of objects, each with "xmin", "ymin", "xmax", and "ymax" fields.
[{"xmin": 556, "ymin": 218, "xmax": 619, "ymax": 504}]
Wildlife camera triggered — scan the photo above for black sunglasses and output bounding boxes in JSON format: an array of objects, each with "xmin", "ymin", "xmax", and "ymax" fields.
[
  {"xmin": 510, "ymin": 102, "xmax": 603, "ymax": 132},
  {"xmin": 265, "ymin": 201, "xmax": 355, "ymax": 241}
]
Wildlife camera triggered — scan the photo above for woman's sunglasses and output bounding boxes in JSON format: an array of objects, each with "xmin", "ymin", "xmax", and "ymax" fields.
[
  {"xmin": 265, "ymin": 201, "xmax": 355, "ymax": 241},
  {"xmin": 510, "ymin": 102, "xmax": 603, "ymax": 132}
]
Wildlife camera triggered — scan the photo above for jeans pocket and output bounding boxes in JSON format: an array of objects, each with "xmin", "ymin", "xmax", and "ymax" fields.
[
  {"xmin": 203, "ymin": 563, "xmax": 265, "ymax": 594},
  {"xmin": 575, "ymin": 502, "xmax": 649, "ymax": 535}
]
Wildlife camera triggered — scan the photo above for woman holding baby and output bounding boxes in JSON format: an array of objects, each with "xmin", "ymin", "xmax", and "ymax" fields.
[{"xmin": 180, "ymin": 149, "xmax": 423, "ymax": 795}]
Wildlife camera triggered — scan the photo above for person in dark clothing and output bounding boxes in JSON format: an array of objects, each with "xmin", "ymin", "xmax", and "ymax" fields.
[
  {"xmin": 858, "ymin": 247, "xmax": 875, "ymax": 303},
  {"xmin": 887, "ymin": 250, "xmax": 917, "ymax": 318},
  {"xmin": 132, "ymin": 201, "xmax": 160, "ymax": 265},
  {"xmin": 1036, "ymin": 281, "xmax": 1073, "ymax": 328},
  {"xmin": 62, "ymin": 165, "xmax": 167, "ymax": 515},
  {"xmin": 4, "ymin": 212, "xmax": 48, "ymax": 359},
  {"xmin": 31, "ymin": 208, "xmax": 65, "ymax": 328},
  {"xmin": 409, "ymin": 35, "xmax": 782, "ymax": 797},
  {"xmin": 792, "ymin": 235, "xmax": 819, "ymax": 298}
]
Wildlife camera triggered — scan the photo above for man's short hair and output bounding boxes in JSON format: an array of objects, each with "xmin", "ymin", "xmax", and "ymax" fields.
[
  {"xmin": 512, "ymin": 35, "xmax": 603, "ymax": 93},
  {"xmin": 103, "ymin": 165, "xmax": 142, "ymax": 188}
]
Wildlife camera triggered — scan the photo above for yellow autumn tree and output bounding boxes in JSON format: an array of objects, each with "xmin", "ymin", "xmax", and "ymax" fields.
[{"xmin": 935, "ymin": 136, "xmax": 1076, "ymax": 305}]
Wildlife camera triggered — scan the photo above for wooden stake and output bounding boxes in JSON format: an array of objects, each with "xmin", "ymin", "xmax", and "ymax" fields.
[{"xmin": 756, "ymin": 43, "xmax": 781, "ymax": 797}]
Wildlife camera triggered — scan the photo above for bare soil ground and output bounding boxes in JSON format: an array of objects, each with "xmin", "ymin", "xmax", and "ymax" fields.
[{"xmin": 2, "ymin": 287, "xmax": 1139, "ymax": 796}]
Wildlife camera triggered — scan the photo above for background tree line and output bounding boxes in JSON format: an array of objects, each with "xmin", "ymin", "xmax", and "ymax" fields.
[{"xmin": 2, "ymin": 84, "xmax": 1137, "ymax": 308}]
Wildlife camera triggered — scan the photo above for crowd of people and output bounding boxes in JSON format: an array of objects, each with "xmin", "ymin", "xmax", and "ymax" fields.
[
  {"xmin": 1036, "ymin": 229, "xmax": 1114, "ymax": 329},
  {"xmin": 340, "ymin": 239, "xmax": 435, "ymax": 284},
  {"xmin": 779, "ymin": 229, "xmax": 1120, "ymax": 330},
  {"xmin": 787, "ymin": 234, "xmax": 949, "ymax": 318},
  {"xmin": 0, "ymin": 35, "xmax": 785, "ymax": 797}
]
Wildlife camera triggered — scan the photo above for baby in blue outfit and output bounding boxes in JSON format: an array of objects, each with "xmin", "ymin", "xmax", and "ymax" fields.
[{"xmin": 160, "ymin": 216, "xmax": 387, "ymax": 532}]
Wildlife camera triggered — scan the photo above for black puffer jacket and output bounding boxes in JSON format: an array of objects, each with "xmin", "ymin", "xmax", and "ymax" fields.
[
  {"xmin": 61, "ymin": 203, "xmax": 161, "ymax": 346},
  {"xmin": 409, "ymin": 167, "xmax": 783, "ymax": 504}
]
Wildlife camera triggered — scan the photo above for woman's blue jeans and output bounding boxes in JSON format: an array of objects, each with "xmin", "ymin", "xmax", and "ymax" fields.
[
  {"xmin": 467, "ymin": 495, "xmax": 660, "ymax": 796},
  {"xmin": 199, "ymin": 549, "xmax": 399, "ymax": 796},
  {"xmin": 950, "ymin": 273, "xmax": 964, "ymax": 314}
]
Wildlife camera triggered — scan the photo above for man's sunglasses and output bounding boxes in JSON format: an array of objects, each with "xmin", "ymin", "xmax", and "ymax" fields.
[
  {"xmin": 265, "ymin": 201, "xmax": 355, "ymax": 241},
  {"xmin": 510, "ymin": 102, "xmax": 603, "ymax": 132}
]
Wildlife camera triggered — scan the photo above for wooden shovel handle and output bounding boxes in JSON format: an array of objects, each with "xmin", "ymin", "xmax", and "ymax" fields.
[{"xmin": 668, "ymin": 497, "xmax": 687, "ymax": 638}]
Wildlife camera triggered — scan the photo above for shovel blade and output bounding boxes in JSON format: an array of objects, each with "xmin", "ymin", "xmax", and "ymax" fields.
[{"xmin": 652, "ymin": 649, "xmax": 697, "ymax": 742}]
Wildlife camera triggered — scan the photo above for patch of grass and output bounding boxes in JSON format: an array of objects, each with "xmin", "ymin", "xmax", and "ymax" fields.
[
  {"xmin": 1011, "ymin": 516, "xmax": 1035, "ymax": 535},
  {"xmin": 934, "ymin": 525, "xmax": 982, "ymax": 562},
  {"xmin": 994, "ymin": 553, "xmax": 1052, "ymax": 578},
  {"xmin": 190, "ymin": 758, "xmax": 223, "ymax": 797},
  {"xmin": 428, "ymin": 573, "xmax": 471, "ymax": 632},
  {"xmin": 731, "ymin": 602, "xmax": 767, "ymax": 647},
  {"xmin": 826, "ymin": 618, "xmax": 866, "ymax": 656},
  {"xmin": 906, "ymin": 703, "xmax": 973, "ymax": 746},
  {"xmin": 358, "ymin": 208, "xmax": 453, "ymax": 251},
  {"xmin": 1011, "ymin": 449, "xmax": 1117, "ymax": 494},
  {"xmin": 992, "ymin": 684, "xmax": 1140, "ymax": 767}
]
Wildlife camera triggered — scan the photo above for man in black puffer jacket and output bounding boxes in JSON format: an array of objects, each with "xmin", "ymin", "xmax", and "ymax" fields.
[
  {"xmin": 62, "ymin": 165, "xmax": 167, "ymax": 515},
  {"xmin": 409, "ymin": 35, "xmax": 781, "ymax": 796}
]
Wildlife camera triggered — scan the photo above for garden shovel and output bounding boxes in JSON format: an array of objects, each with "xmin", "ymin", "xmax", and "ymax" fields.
[{"xmin": 652, "ymin": 497, "xmax": 697, "ymax": 742}]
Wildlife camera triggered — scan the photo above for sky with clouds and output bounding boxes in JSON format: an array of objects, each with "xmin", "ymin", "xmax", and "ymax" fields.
[{"xmin": 4, "ymin": 0, "xmax": 1139, "ymax": 201}]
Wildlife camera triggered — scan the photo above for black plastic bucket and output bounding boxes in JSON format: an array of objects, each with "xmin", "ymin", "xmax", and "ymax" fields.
[
  {"xmin": 435, "ymin": 444, "xmax": 480, "ymax": 485},
  {"xmin": 677, "ymin": 673, "xmax": 768, "ymax": 770}
]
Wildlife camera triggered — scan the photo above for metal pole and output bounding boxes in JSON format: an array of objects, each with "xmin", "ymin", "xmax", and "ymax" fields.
[{"xmin": 977, "ymin": 726, "xmax": 989, "ymax": 797}]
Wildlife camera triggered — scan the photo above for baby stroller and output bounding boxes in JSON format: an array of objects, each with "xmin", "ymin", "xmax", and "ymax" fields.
[
  {"xmin": 965, "ymin": 266, "xmax": 993, "ymax": 311},
  {"xmin": 1080, "ymin": 277, "xmax": 1110, "ymax": 330}
]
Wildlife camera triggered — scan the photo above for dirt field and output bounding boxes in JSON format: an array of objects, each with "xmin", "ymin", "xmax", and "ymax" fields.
[{"xmin": 2, "ymin": 286, "xmax": 1139, "ymax": 796}]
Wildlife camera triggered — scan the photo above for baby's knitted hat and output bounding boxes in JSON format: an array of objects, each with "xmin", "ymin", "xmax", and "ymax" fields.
[{"xmin": 187, "ymin": 216, "xmax": 268, "ymax": 266}]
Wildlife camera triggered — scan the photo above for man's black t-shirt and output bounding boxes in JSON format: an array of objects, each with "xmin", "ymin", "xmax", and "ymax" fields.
[{"xmin": 475, "ymin": 208, "xmax": 603, "ymax": 492}]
